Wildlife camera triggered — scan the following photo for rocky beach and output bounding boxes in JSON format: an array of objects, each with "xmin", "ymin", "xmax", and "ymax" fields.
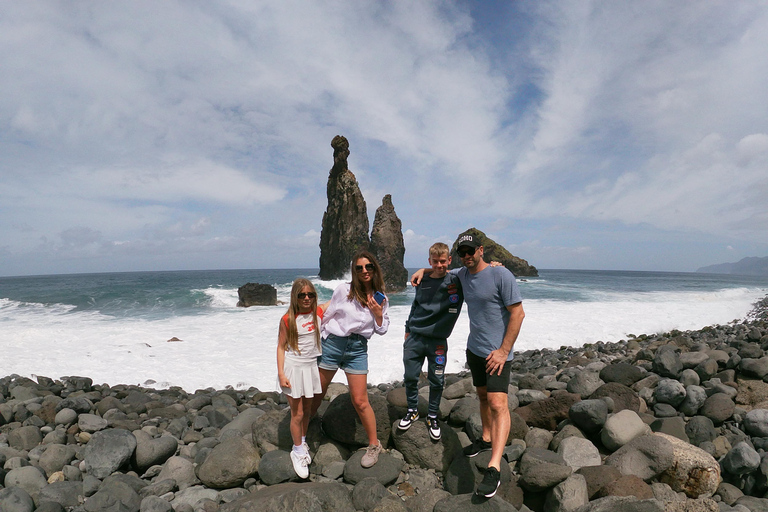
[{"xmin": 2, "ymin": 297, "xmax": 768, "ymax": 512}]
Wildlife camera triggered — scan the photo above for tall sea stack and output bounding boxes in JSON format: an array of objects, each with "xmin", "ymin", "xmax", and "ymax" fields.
[
  {"xmin": 369, "ymin": 194, "xmax": 407, "ymax": 292},
  {"xmin": 319, "ymin": 135, "xmax": 370, "ymax": 280}
]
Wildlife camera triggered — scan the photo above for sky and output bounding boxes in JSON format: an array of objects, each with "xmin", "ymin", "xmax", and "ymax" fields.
[{"xmin": 2, "ymin": 1, "xmax": 768, "ymax": 277}]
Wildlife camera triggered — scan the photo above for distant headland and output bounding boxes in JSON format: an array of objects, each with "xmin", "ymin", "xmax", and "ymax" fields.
[{"xmin": 697, "ymin": 256, "xmax": 768, "ymax": 276}]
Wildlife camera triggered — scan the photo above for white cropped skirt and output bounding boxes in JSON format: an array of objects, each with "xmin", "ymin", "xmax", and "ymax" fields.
[{"xmin": 278, "ymin": 354, "xmax": 322, "ymax": 399}]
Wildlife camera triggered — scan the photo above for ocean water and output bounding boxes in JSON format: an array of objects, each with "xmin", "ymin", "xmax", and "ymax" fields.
[{"xmin": 2, "ymin": 268, "xmax": 768, "ymax": 393}]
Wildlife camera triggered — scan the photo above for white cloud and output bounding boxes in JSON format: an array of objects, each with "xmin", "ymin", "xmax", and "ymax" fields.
[{"xmin": 2, "ymin": 1, "xmax": 768, "ymax": 275}]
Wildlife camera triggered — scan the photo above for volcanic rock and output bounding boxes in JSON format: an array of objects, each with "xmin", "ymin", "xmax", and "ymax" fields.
[
  {"xmin": 236, "ymin": 283, "xmax": 277, "ymax": 307},
  {"xmin": 319, "ymin": 135, "xmax": 370, "ymax": 280},
  {"xmin": 369, "ymin": 194, "xmax": 407, "ymax": 292}
]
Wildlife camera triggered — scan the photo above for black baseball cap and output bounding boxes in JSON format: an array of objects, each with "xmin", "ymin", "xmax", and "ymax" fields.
[{"xmin": 456, "ymin": 234, "xmax": 480, "ymax": 248}]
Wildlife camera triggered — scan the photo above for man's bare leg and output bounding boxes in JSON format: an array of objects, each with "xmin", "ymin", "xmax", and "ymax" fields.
[{"xmin": 486, "ymin": 391, "xmax": 510, "ymax": 470}]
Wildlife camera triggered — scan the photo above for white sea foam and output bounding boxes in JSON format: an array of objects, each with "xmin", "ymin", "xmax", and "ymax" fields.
[{"xmin": 0, "ymin": 286, "xmax": 765, "ymax": 392}]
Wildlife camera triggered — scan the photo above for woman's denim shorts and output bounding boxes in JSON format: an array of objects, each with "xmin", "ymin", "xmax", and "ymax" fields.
[{"xmin": 319, "ymin": 333, "xmax": 369, "ymax": 375}]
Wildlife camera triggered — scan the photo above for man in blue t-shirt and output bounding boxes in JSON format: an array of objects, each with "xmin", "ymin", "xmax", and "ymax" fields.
[{"xmin": 411, "ymin": 234, "xmax": 525, "ymax": 498}]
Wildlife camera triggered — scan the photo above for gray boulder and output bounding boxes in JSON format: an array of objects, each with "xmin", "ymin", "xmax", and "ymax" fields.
[
  {"xmin": 569, "ymin": 399, "xmax": 608, "ymax": 434},
  {"xmin": 678, "ymin": 385, "xmax": 707, "ymax": 416},
  {"xmin": 699, "ymin": 393, "xmax": 735, "ymax": 426},
  {"xmin": 35, "ymin": 481, "xmax": 84, "ymax": 510},
  {"xmin": 170, "ymin": 486, "xmax": 220, "ymax": 510},
  {"xmin": 258, "ymin": 450, "xmax": 304, "ymax": 485},
  {"xmin": 722, "ymin": 442, "xmax": 761, "ymax": 476},
  {"xmin": 599, "ymin": 363, "xmax": 644, "ymax": 387},
  {"xmin": 604, "ymin": 434, "xmax": 674, "ymax": 482},
  {"xmin": 83, "ymin": 480, "xmax": 141, "ymax": 512},
  {"xmin": 448, "ymin": 397, "xmax": 479, "ymax": 427},
  {"xmin": 566, "ymin": 372, "xmax": 604, "ymax": 399},
  {"xmin": 404, "ymin": 488, "xmax": 451, "ymax": 512},
  {"xmin": 139, "ymin": 496, "xmax": 173, "ymax": 512},
  {"xmin": 434, "ymin": 493, "xmax": 518, "ymax": 511},
  {"xmin": 544, "ymin": 473, "xmax": 589, "ymax": 512},
  {"xmin": 8, "ymin": 426, "xmax": 42, "ymax": 451},
  {"xmin": 743, "ymin": 409, "xmax": 768, "ymax": 437},
  {"xmin": 601, "ymin": 409, "xmax": 650, "ymax": 452},
  {"xmin": 740, "ymin": 357, "xmax": 768, "ymax": 379},
  {"xmin": 343, "ymin": 449, "xmax": 403, "ymax": 486},
  {"xmin": 219, "ymin": 481, "xmax": 355, "ymax": 512},
  {"xmin": 322, "ymin": 392, "xmax": 391, "ymax": 447},
  {"xmin": 572, "ymin": 496, "xmax": 664, "ymax": 512},
  {"xmin": 653, "ymin": 345, "xmax": 683, "ymax": 379},
  {"xmin": 131, "ymin": 430, "xmax": 178, "ymax": 473},
  {"xmin": 197, "ymin": 436, "xmax": 260, "ymax": 489},
  {"xmin": 78, "ymin": 413, "xmax": 108, "ymax": 433},
  {"xmin": 653, "ymin": 379, "xmax": 686, "ymax": 407},
  {"xmin": 391, "ymin": 419, "xmax": 461, "ymax": 473},
  {"xmin": 220, "ymin": 407, "xmax": 266, "ymax": 437},
  {"xmin": 443, "ymin": 451, "xmax": 513, "ymax": 496},
  {"xmin": 156, "ymin": 456, "xmax": 199, "ymax": 490},
  {"xmin": 4, "ymin": 466, "xmax": 48, "ymax": 498},
  {"xmin": 351, "ymin": 477, "xmax": 388, "ymax": 511},
  {"xmin": 557, "ymin": 436, "xmax": 601, "ymax": 471},
  {"xmin": 0, "ymin": 487, "xmax": 35, "ymax": 512},
  {"xmin": 83, "ymin": 428, "xmax": 137, "ymax": 479},
  {"xmin": 38, "ymin": 444, "xmax": 77, "ymax": 478},
  {"xmin": 518, "ymin": 447, "xmax": 572, "ymax": 493}
]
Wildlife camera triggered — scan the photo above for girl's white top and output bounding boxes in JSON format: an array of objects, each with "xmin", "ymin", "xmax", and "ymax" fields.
[
  {"xmin": 321, "ymin": 283, "xmax": 390, "ymax": 339},
  {"xmin": 283, "ymin": 310, "xmax": 322, "ymax": 360}
]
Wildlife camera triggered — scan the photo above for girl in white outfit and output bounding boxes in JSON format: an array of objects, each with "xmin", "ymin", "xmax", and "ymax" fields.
[{"xmin": 277, "ymin": 278, "xmax": 326, "ymax": 478}]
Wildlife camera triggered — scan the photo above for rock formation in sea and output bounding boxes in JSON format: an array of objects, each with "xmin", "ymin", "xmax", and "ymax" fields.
[
  {"xmin": 318, "ymin": 135, "xmax": 370, "ymax": 280},
  {"xmin": 450, "ymin": 227, "xmax": 538, "ymax": 277},
  {"xmin": 236, "ymin": 283, "xmax": 277, "ymax": 307},
  {"xmin": 369, "ymin": 194, "xmax": 407, "ymax": 292}
]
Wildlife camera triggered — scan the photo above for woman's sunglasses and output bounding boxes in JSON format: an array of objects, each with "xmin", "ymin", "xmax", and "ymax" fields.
[
  {"xmin": 298, "ymin": 292, "xmax": 316, "ymax": 299},
  {"xmin": 355, "ymin": 263, "xmax": 376, "ymax": 273}
]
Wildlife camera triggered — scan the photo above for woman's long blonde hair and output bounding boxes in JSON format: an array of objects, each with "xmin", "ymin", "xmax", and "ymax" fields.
[
  {"xmin": 348, "ymin": 250, "xmax": 386, "ymax": 306},
  {"xmin": 284, "ymin": 279, "xmax": 321, "ymax": 354}
]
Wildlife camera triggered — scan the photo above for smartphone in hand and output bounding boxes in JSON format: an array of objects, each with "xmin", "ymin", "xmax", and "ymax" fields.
[{"xmin": 374, "ymin": 291, "xmax": 386, "ymax": 305}]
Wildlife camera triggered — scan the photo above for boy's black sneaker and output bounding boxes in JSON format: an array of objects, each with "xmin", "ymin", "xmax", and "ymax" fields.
[
  {"xmin": 397, "ymin": 409, "xmax": 419, "ymax": 431},
  {"xmin": 427, "ymin": 416, "xmax": 441, "ymax": 440},
  {"xmin": 476, "ymin": 466, "xmax": 501, "ymax": 498},
  {"xmin": 463, "ymin": 438, "xmax": 492, "ymax": 457}
]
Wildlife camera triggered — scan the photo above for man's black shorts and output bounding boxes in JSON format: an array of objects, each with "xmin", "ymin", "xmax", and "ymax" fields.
[{"xmin": 466, "ymin": 349, "xmax": 512, "ymax": 393}]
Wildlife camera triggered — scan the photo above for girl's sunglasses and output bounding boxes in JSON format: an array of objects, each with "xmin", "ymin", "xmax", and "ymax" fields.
[
  {"xmin": 355, "ymin": 263, "xmax": 375, "ymax": 273},
  {"xmin": 298, "ymin": 292, "xmax": 316, "ymax": 299}
]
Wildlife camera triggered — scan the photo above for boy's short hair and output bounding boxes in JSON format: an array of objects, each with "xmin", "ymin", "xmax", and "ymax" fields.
[{"xmin": 429, "ymin": 242, "xmax": 450, "ymax": 258}]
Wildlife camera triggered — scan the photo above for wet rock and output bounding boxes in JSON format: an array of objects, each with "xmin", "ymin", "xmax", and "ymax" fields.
[{"xmin": 236, "ymin": 283, "xmax": 277, "ymax": 307}]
